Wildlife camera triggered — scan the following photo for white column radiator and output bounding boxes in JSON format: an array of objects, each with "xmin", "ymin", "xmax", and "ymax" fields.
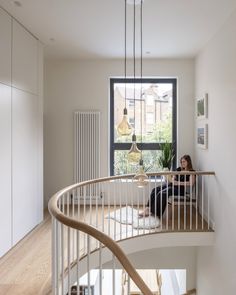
[{"xmin": 74, "ymin": 111, "xmax": 101, "ymax": 197}]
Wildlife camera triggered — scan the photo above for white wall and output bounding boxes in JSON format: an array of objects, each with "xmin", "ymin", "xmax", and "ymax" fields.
[
  {"xmin": 44, "ymin": 58, "xmax": 194, "ymax": 203},
  {"xmin": 104, "ymin": 247, "xmax": 196, "ymax": 291},
  {"xmin": 195, "ymin": 9, "xmax": 236, "ymax": 295}
]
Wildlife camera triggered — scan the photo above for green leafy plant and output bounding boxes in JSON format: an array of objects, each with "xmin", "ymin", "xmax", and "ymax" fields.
[{"xmin": 158, "ymin": 142, "xmax": 175, "ymax": 170}]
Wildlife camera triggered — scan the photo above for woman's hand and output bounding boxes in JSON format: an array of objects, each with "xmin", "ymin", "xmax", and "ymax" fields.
[{"xmin": 166, "ymin": 175, "xmax": 173, "ymax": 183}]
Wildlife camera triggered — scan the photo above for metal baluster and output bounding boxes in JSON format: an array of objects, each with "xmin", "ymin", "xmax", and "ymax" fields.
[
  {"xmin": 52, "ymin": 218, "xmax": 57, "ymax": 295},
  {"xmin": 56, "ymin": 219, "xmax": 60, "ymax": 295},
  {"xmin": 120, "ymin": 179, "xmax": 122, "ymax": 240},
  {"xmin": 72, "ymin": 189, "xmax": 75, "ymax": 262},
  {"xmin": 67, "ymin": 192, "xmax": 70, "ymax": 217},
  {"xmin": 202, "ymin": 176, "xmax": 204, "ymax": 230},
  {"xmin": 114, "ymin": 180, "xmax": 116, "ymax": 241},
  {"xmin": 207, "ymin": 175, "xmax": 210, "ymax": 230},
  {"xmin": 178, "ymin": 174, "xmax": 180, "ymax": 230},
  {"xmin": 184, "ymin": 175, "xmax": 186, "ymax": 230},
  {"xmin": 172, "ymin": 177, "xmax": 175, "ymax": 230},
  {"xmin": 102, "ymin": 182, "xmax": 105, "ymax": 234},
  {"xmin": 83, "ymin": 186, "xmax": 86, "ymax": 255},
  {"xmin": 99, "ymin": 242, "xmax": 102, "ymax": 295},
  {"xmin": 137, "ymin": 179, "xmax": 140, "ymax": 235},
  {"xmin": 96, "ymin": 183, "xmax": 99, "ymax": 249},
  {"xmin": 131, "ymin": 178, "xmax": 134, "ymax": 237},
  {"xmin": 89, "ymin": 184, "xmax": 92, "ymax": 226},
  {"xmin": 108, "ymin": 181, "xmax": 111, "ymax": 237},
  {"xmin": 77, "ymin": 187, "xmax": 80, "ymax": 222},
  {"xmin": 128, "ymin": 274, "xmax": 131, "ymax": 295},
  {"xmin": 166, "ymin": 175, "xmax": 169, "ymax": 230},
  {"xmin": 61, "ymin": 194, "xmax": 66, "ymax": 294},
  {"xmin": 196, "ymin": 175, "xmax": 198, "ymax": 230},
  {"xmin": 148, "ymin": 176, "xmax": 151, "ymax": 233},
  {"xmin": 142, "ymin": 186, "xmax": 145, "ymax": 235},
  {"xmin": 76, "ymin": 230, "xmax": 80, "ymax": 295},
  {"xmin": 160, "ymin": 175, "xmax": 162, "ymax": 231},
  {"xmin": 190, "ymin": 174, "xmax": 193, "ymax": 230},
  {"xmin": 61, "ymin": 223, "xmax": 64, "ymax": 295},
  {"xmin": 68, "ymin": 226, "xmax": 71, "ymax": 295},
  {"xmin": 62, "ymin": 193, "xmax": 65, "ymax": 214},
  {"xmin": 154, "ymin": 175, "xmax": 157, "ymax": 232},
  {"xmin": 125, "ymin": 178, "xmax": 128, "ymax": 239},
  {"xmin": 59, "ymin": 197, "xmax": 62, "ymax": 213},
  {"xmin": 112, "ymin": 255, "xmax": 116, "ymax": 295},
  {"xmin": 87, "ymin": 235, "xmax": 91, "ymax": 295}
]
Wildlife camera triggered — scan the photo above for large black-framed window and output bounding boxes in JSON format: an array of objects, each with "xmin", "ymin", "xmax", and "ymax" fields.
[{"xmin": 110, "ymin": 78, "xmax": 177, "ymax": 176}]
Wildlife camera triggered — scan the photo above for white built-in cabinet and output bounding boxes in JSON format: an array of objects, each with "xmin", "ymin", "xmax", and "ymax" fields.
[
  {"xmin": 12, "ymin": 89, "xmax": 39, "ymax": 244},
  {"xmin": 0, "ymin": 8, "xmax": 43, "ymax": 256},
  {"xmin": 0, "ymin": 84, "xmax": 12, "ymax": 255},
  {"xmin": 12, "ymin": 20, "xmax": 38, "ymax": 95}
]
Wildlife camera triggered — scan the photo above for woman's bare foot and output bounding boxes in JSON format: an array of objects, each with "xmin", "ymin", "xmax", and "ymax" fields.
[{"xmin": 138, "ymin": 207, "xmax": 150, "ymax": 217}]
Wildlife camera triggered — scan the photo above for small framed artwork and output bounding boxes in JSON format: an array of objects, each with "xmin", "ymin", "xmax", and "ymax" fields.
[
  {"xmin": 197, "ymin": 124, "xmax": 208, "ymax": 149},
  {"xmin": 197, "ymin": 93, "xmax": 208, "ymax": 119}
]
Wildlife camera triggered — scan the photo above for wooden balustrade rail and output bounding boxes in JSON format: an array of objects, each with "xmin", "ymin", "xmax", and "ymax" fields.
[
  {"xmin": 49, "ymin": 171, "xmax": 215, "ymax": 294},
  {"xmin": 49, "ymin": 195, "xmax": 153, "ymax": 295}
]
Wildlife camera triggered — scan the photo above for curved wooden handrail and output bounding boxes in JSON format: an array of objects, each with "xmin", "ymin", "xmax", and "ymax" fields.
[
  {"xmin": 49, "ymin": 195, "xmax": 153, "ymax": 295},
  {"xmin": 49, "ymin": 171, "xmax": 215, "ymax": 295},
  {"xmin": 49, "ymin": 171, "xmax": 215, "ymax": 198}
]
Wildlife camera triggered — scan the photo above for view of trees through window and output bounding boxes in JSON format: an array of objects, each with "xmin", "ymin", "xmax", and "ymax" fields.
[{"xmin": 110, "ymin": 78, "xmax": 176, "ymax": 175}]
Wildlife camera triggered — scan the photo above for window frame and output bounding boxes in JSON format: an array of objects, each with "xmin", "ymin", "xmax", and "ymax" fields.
[{"xmin": 110, "ymin": 78, "xmax": 177, "ymax": 176}]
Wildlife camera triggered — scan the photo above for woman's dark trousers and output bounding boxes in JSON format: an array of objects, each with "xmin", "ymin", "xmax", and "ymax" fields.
[{"xmin": 147, "ymin": 185, "xmax": 185, "ymax": 218}]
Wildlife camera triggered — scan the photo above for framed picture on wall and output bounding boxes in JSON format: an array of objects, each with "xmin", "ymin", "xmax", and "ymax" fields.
[
  {"xmin": 197, "ymin": 93, "xmax": 208, "ymax": 119},
  {"xmin": 197, "ymin": 124, "xmax": 208, "ymax": 149}
]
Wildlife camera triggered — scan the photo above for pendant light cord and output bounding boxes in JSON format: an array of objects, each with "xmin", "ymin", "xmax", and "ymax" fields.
[
  {"xmin": 140, "ymin": 0, "xmax": 143, "ymax": 156},
  {"xmin": 133, "ymin": 0, "xmax": 136, "ymax": 133},
  {"xmin": 125, "ymin": 0, "xmax": 127, "ymax": 109}
]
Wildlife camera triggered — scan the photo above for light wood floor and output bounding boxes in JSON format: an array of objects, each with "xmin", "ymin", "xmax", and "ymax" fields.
[
  {"xmin": 0, "ymin": 206, "xmax": 211, "ymax": 295},
  {"xmin": 0, "ymin": 211, "xmax": 52, "ymax": 295}
]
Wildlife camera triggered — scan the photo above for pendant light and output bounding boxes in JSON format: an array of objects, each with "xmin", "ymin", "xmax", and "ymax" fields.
[
  {"xmin": 134, "ymin": 0, "xmax": 148, "ymax": 187},
  {"xmin": 128, "ymin": 0, "xmax": 141, "ymax": 164},
  {"xmin": 117, "ymin": 0, "xmax": 132, "ymax": 136},
  {"xmin": 134, "ymin": 159, "xmax": 148, "ymax": 187}
]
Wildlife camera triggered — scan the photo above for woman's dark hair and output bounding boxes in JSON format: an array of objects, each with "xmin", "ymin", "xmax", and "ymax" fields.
[{"xmin": 180, "ymin": 154, "xmax": 193, "ymax": 170}]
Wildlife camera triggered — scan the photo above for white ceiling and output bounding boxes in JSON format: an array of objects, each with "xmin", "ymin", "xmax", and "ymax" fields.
[{"xmin": 0, "ymin": 0, "xmax": 236, "ymax": 60}]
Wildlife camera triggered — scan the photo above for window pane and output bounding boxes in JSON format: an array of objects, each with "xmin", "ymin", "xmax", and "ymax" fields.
[
  {"xmin": 114, "ymin": 83, "xmax": 173, "ymax": 143},
  {"xmin": 111, "ymin": 78, "xmax": 177, "ymax": 176},
  {"xmin": 114, "ymin": 150, "xmax": 162, "ymax": 175}
]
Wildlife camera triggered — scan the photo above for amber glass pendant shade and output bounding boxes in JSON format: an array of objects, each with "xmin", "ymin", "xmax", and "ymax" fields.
[
  {"xmin": 128, "ymin": 134, "xmax": 141, "ymax": 163},
  {"xmin": 134, "ymin": 159, "xmax": 148, "ymax": 187},
  {"xmin": 117, "ymin": 108, "xmax": 132, "ymax": 136}
]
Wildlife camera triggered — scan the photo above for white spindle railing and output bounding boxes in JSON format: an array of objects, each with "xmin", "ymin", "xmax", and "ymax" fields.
[{"xmin": 49, "ymin": 171, "xmax": 215, "ymax": 295}]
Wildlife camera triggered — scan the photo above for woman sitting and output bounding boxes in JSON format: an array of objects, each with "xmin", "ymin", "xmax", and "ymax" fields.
[{"xmin": 139, "ymin": 154, "xmax": 195, "ymax": 218}]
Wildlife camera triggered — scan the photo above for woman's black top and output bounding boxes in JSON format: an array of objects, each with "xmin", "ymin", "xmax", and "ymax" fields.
[{"xmin": 174, "ymin": 167, "xmax": 195, "ymax": 182}]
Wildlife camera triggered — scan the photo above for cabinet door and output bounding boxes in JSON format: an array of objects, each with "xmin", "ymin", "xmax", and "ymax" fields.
[
  {"xmin": 0, "ymin": 83, "xmax": 12, "ymax": 256},
  {"xmin": 0, "ymin": 8, "xmax": 11, "ymax": 86},
  {"xmin": 12, "ymin": 20, "xmax": 38, "ymax": 95},
  {"xmin": 12, "ymin": 88, "xmax": 38, "ymax": 245},
  {"xmin": 36, "ymin": 42, "xmax": 44, "ymax": 224}
]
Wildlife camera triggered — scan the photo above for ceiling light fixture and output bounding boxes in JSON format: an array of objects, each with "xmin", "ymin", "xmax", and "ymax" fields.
[
  {"xmin": 134, "ymin": 0, "xmax": 148, "ymax": 187},
  {"xmin": 128, "ymin": 0, "xmax": 141, "ymax": 164},
  {"xmin": 117, "ymin": 0, "xmax": 132, "ymax": 136}
]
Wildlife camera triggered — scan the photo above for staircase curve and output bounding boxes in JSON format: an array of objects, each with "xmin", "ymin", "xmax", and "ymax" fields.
[{"xmin": 48, "ymin": 171, "xmax": 215, "ymax": 294}]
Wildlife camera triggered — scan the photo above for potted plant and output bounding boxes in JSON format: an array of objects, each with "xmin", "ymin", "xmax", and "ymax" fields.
[{"xmin": 158, "ymin": 142, "xmax": 174, "ymax": 170}]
